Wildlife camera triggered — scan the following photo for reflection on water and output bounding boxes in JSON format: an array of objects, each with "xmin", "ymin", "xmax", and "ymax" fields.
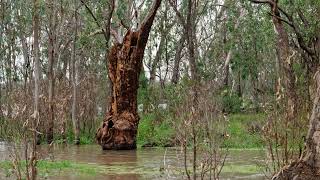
[{"xmin": 0, "ymin": 142, "xmax": 267, "ymax": 180}]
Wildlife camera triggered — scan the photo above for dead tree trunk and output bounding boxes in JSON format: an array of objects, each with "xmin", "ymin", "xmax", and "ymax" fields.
[{"xmin": 96, "ymin": 0, "xmax": 162, "ymax": 150}]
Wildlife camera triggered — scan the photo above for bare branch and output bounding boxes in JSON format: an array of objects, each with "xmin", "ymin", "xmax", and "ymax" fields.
[
  {"xmin": 138, "ymin": 0, "xmax": 162, "ymax": 48},
  {"xmin": 104, "ymin": 0, "xmax": 115, "ymax": 44},
  {"xmin": 249, "ymin": 0, "xmax": 272, "ymax": 4},
  {"xmin": 267, "ymin": 12, "xmax": 294, "ymax": 28},
  {"xmin": 80, "ymin": 0, "xmax": 108, "ymax": 41}
]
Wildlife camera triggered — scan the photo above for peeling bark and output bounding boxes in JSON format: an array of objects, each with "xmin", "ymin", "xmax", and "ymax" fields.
[{"xmin": 96, "ymin": 0, "xmax": 162, "ymax": 150}]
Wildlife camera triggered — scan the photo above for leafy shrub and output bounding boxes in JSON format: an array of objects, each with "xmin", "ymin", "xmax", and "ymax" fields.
[{"xmin": 221, "ymin": 89, "xmax": 242, "ymax": 113}]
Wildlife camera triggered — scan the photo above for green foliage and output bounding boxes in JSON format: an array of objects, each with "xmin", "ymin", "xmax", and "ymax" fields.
[
  {"xmin": 221, "ymin": 89, "xmax": 243, "ymax": 114},
  {"xmin": 223, "ymin": 114, "xmax": 266, "ymax": 148},
  {"xmin": 137, "ymin": 112, "xmax": 174, "ymax": 147},
  {"xmin": 137, "ymin": 113, "xmax": 154, "ymax": 145}
]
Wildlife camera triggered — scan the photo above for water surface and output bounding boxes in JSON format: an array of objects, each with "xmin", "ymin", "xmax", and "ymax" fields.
[{"xmin": 0, "ymin": 142, "xmax": 267, "ymax": 179}]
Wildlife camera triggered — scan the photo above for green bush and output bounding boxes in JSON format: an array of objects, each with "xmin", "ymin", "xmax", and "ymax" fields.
[
  {"xmin": 223, "ymin": 114, "xmax": 265, "ymax": 148},
  {"xmin": 137, "ymin": 113, "xmax": 174, "ymax": 147},
  {"xmin": 221, "ymin": 89, "xmax": 242, "ymax": 113}
]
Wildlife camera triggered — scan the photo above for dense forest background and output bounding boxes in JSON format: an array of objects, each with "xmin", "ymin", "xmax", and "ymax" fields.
[{"xmin": 0, "ymin": 0, "xmax": 320, "ymax": 179}]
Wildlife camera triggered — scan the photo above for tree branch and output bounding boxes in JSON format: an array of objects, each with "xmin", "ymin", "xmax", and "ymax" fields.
[
  {"xmin": 250, "ymin": 0, "xmax": 315, "ymax": 56},
  {"xmin": 249, "ymin": 0, "xmax": 272, "ymax": 4},
  {"xmin": 104, "ymin": 0, "xmax": 115, "ymax": 44},
  {"xmin": 137, "ymin": 0, "xmax": 162, "ymax": 48},
  {"xmin": 267, "ymin": 12, "xmax": 293, "ymax": 28},
  {"xmin": 168, "ymin": 0, "xmax": 187, "ymax": 29},
  {"xmin": 80, "ymin": 0, "xmax": 108, "ymax": 41}
]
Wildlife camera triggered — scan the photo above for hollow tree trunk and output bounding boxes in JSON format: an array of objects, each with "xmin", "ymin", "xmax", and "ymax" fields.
[{"xmin": 96, "ymin": 0, "xmax": 162, "ymax": 150}]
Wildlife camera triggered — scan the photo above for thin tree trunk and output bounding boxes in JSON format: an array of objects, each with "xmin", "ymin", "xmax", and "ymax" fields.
[
  {"xmin": 271, "ymin": 2, "xmax": 297, "ymax": 165},
  {"xmin": 171, "ymin": 34, "xmax": 185, "ymax": 84},
  {"xmin": 71, "ymin": 0, "xmax": 80, "ymax": 145},
  {"xmin": 20, "ymin": 35, "xmax": 30, "ymax": 91},
  {"xmin": 5, "ymin": 25, "xmax": 12, "ymax": 119},
  {"xmin": 186, "ymin": 0, "xmax": 199, "ymax": 83},
  {"xmin": 31, "ymin": 0, "xmax": 40, "ymax": 178},
  {"xmin": 0, "ymin": 76, "xmax": 3, "ymax": 119},
  {"xmin": 46, "ymin": 0, "xmax": 55, "ymax": 144},
  {"xmin": 222, "ymin": 7, "xmax": 244, "ymax": 88},
  {"xmin": 96, "ymin": 0, "xmax": 162, "ymax": 150},
  {"xmin": 237, "ymin": 70, "xmax": 242, "ymax": 97},
  {"xmin": 149, "ymin": 35, "xmax": 165, "ymax": 83},
  {"xmin": 0, "ymin": 17, "xmax": 3, "ymax": 119}
]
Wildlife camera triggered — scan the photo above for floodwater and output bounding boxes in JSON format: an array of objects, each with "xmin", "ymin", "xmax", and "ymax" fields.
[{"xmin": 0, "ymin": 142, "xmax": 267, "ymax": 179}]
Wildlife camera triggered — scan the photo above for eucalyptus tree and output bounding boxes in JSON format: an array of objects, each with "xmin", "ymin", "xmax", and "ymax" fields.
[
  {"xmin": 31, "ymin": 0, "xmax": 41, "ymax": 178},
  {"xmin": 250, "ymin": 0, "xmax": 320, "ymax": 179}
]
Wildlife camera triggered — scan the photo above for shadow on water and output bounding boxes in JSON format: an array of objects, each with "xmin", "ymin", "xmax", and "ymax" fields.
[{"xmin": 0, "ymin": 142, "xmax": 267, "ymax": 179}]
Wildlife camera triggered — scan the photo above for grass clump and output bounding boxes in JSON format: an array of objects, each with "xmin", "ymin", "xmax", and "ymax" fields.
[
  {"xmin": 224, "ymin": 113, "xmax": 266, "ymax": 148},
  {"xmin": 222, "ymin": 164, "xmax": 261, "ymax": 174},
  {"xmin": 137, "ymin": 113, "xmax": 266, "ymax": 149},
  {"xmin": 137, "ymin": 112, "xmax": 174, "ymax": 147},
  {"xmin": 0, "ymin": 160, "xmax": 100, "ymax": 179}
]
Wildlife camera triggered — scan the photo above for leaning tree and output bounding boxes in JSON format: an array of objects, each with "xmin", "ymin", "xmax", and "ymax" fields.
[{"xmin": 96, "ymin": 0, "xmax": 162, "ymax": 150}]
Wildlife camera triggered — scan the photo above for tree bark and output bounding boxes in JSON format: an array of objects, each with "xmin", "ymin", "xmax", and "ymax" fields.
[
  {"xmin": 46, "ymin": 0, "xmax": 56, "ymax": 144},
  {"xmin": 149, "ymin": 35, "xmax": 165, "ymax": 83},
  {"xmin": 71, "ymin": 0, "xmax": 80, "ymax": 145},
  {"xmin": 31, "ymin": 0, "xmax": 40, "ymax": 178},
  {"xmin": 171, "ymin": 34, "xmax": 185, "ymax": 84},
  {"xmin": 0, "ymin": 14, "xmax": 3, "ymax": 119},
  {"xmin": 270, "ymin": 1, "xmax": 297, "ymax": 165},
  {"xmin": 96, "ymin": 0, "xmax": 162, "ymax": 150},
  {"xmin": 0, "ymin": 75, "xmax": 3, "ymax": 119},
  {"xmin": 186, "ymin": 0, "xmax": 199, "ymax": 83},
  {"xmin": 5, "ymin": 24, "xmax": 12, "ymax": 119},
  {"xmin": 20, "ymin": 35, "xmax": 30, "ymax": 91},
  {"xmin": 272, "ymin": 69, "xmax": 320, "ymax": 180}
]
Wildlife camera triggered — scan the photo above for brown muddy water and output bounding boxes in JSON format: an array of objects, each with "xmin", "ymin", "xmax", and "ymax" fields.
[{"xmin": 0, "ymin": 142, "xmax": 268, "ymax": 180}]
